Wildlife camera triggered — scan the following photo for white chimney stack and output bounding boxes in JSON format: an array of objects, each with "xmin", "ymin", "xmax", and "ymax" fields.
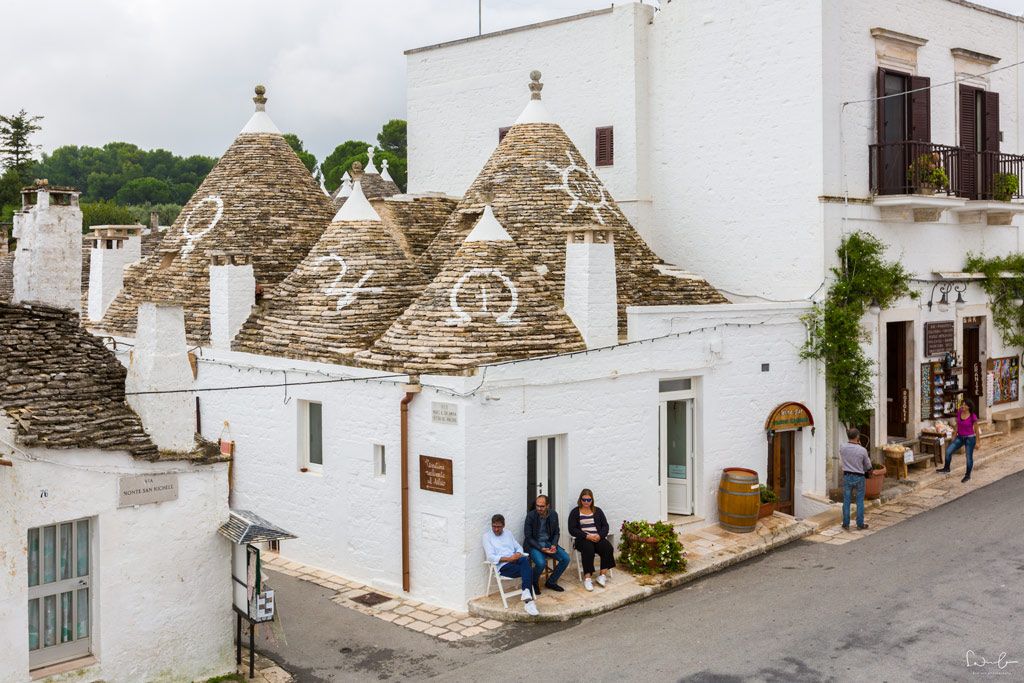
[
  {"xmin": 560, "ymin": 225, "xmax": 619, "ymax": 349},
  {"xmin": 209, "ymin": 251, "xmax": 256, "ymax": 350},
  {"xmin": 126, "ymin": 303, "xmax": 196, "ymax": 453},
  {"xmin": 12, "ymin": 180, "xmax": 83, "ymax": 311},
  {"xmin": 87, "ymin": 224, "xmax": 143, "ymax": 321}
]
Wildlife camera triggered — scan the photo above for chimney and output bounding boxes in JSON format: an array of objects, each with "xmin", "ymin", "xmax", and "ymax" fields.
[
  {"xmin": 126, "ymin": 303, "xmax": 196, "ymax": 452},
  {"xmin": 12, "ymin": 180, "xmax": 83, "ymax": 311},
  {"xmin": 209, "ymin": 250, "xmax": 256, "ymax": 350},
  {"xmin": 559, "ymin": 224, "xmax": 620, "ymax": 348},
  {"xmin": 149, "ymin": 210, "xmax": 159, "ymax": 231},
  {"xmin": 87, "ymin": 224, "xmax": 143, "ymax": 321}
]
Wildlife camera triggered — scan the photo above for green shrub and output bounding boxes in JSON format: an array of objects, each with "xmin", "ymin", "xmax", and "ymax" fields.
[
  {"xmin": 618, "ymin": 520, "xmax": 686, "ymax": 575},
  {"xmin": 906, "ymin": 153, "xmax": 949, "ymax": 190},
  {"xmin": 80, "ymin": 200, "xmax": 136, "ymax": 230},
  {"xmin": 993, "ymin": 172, "xmax": 1019, "ymax": 202},
  {"xmin": 759, "ymin": 484, "xmax": 778, "ymax": 504}
]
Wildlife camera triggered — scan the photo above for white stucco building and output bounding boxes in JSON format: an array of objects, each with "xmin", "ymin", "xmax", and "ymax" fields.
[{"xmin": 405, "ymin": 0, "xmax": 1024, "ymax": 465}]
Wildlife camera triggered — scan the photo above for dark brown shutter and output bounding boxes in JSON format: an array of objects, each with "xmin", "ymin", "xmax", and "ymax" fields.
[
  {"xmin": 498, "ymin": 126, "xmax": 511, "ymax": 143},
  {"xmin": 876, "ymin": 67, "xmax": 887, "ymax": 146},
  {"xmin": 909, "ymin": 75, "xmax": 930, "ymax": 142},
  {"xmin": 595, "ymin": 126, "xmax": 614, "ymax": 166},
  {"xmin": 984, "ymin": 91, "xmax": 1000, "ymax": 152},
  {"xmin": 959, "ymin": 84, "xmax": 979, "ymax": 199}
]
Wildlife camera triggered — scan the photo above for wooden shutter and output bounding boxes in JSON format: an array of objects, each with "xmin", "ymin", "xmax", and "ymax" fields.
[
  {"xmin": 876, "ymin": 67, "xmax": 887, "ymax": 145},
  {"xmin": 909, "ymin": 75, "xmax": 931, "ymax": 142},
  {"xmin": 984, "ymin": 91, "xmax": 1000, "ymax": 152},
  {"xmin": 498, "ymin": 126, "xmax": 511, "ymax": 143},
  {"xmin": 959, "ymin": 84, "xmax": 979, "ymax": 199},
  {"xmin": 595, "ymin": 126, "xmax": 614, "ymax": 166}
]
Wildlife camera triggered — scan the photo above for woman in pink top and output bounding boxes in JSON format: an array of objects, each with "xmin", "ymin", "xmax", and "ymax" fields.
[{"xmin": 937, "ymin": 398, "xmax": 980, "ymax": 482}]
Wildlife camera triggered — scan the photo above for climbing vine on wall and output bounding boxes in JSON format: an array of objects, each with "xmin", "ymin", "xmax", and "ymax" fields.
[
  {"xmin": 801, "ymin": 232, "xmax": 915, "ymax": 427},
  {"xmin": 964, "ymin": 252, "xmax": 1024, "ymax": 348}
]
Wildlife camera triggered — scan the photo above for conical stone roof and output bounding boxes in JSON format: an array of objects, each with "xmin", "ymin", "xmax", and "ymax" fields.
[
  {"xmin": 335, "ymin": 152, "xmax": 400, "ymax": 207},
  {"xmin": 356, "ymin": 206, "xmax": 585, "ymax": 375},
  {"xmin": 233, "ymin": 182, "xmax": 430, "ymax": 363},
  {"xmin": 94, "ymin": 86, "xmax": 335, "ymax": 345},
  {"xmin": 417, "ymin": 74, "xmax": 727, "ymax": 335}
]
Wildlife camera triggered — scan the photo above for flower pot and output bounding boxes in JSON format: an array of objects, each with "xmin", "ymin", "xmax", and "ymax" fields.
[
  {"xmin": 757, "ymin": 502, "xmax": 777, "ymax": 519},
  {"xmin": 916, "ymin": 182, "xmax": 938, "ymax": 195},
  {"xmin": 864, "ymin": 468, "xmax": 885, "ymax": 500}
]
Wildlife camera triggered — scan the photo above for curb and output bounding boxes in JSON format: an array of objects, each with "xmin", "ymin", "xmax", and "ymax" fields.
[{"xmin": 468, "ymin": 521, "xmax": 815, "ymax": 623}]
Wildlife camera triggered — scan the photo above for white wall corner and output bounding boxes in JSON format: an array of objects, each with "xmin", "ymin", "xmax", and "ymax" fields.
[
  {"xmin": 209, "ymin": 262, "xmax": 256, "ymax": 350},
  {"xmin": 563, "ymin": 237, "xmax": 618, "ymax": 348},
  {"xmin": 88, "ymin": 231, "xmax": 142, "ymax": 321}
]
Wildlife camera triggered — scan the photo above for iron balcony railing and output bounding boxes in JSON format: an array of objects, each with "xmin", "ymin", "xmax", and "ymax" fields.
[{"xmin": 869, "ymin": 141, "xmax": 1024, "ymax": 200}]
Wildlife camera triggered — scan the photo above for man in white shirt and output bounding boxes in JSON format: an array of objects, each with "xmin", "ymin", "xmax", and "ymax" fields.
[{"xmin": 482, "ymin": 513, "xmax": 539, "ymax": 616}]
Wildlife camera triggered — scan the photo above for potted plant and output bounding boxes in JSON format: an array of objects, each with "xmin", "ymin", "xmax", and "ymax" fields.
[
  {"xmin": 906, "ymin": 153, "xmax": 949, "ymax": 194},
  {"xmin": 758, "ymin": 484, "xmax": 778, "ymax": 519},
  {"xmin": 618, "ymin": 520, "xmax": 686, "ymax": 575},
  {"xmin": 993, "ymin": 172, "xmax": 1019, "ymax": 202},
  {"xmin": 864, "ymin": 460, "xmax": 886, "ymax": 500}
]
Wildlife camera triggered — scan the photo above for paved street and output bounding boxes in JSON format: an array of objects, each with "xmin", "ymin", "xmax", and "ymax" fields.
[{"xmin": 258, "ymin": 469, "xmax": 1024, "ymax": 682}]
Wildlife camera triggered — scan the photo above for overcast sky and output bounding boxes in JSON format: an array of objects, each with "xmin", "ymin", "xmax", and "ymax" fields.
[{"xmin": 3, "ymin": 0, "xmax": 1024, "ymax": 163}]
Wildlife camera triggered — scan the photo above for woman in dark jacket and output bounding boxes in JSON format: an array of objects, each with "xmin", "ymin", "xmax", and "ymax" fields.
[{"xmin": 567, "ymin": 488, "xmax": 615, "ymax": 591}]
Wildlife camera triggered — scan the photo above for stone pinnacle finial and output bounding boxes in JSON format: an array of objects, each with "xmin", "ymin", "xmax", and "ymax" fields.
[
  {"xmin": 253, "ymin": 84, "xmax": 267, "ymax": 112},
  {"xmin": 367, "ymin": 146, "xmax": 375, "ymax": 165},
  {"xmin": 529, "ymin": 70, "xmax": 543, "ymax": 100}
]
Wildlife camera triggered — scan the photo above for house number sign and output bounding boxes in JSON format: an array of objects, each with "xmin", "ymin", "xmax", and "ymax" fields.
[{"xmin": 419, "ymin": 456, "xmax": 453, "ymax": 495}]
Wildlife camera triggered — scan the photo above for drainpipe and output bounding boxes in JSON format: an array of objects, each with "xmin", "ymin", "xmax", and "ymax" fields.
[{"xmin": 401, "ymin": 378, "xmax": 421, "ymax": 592}]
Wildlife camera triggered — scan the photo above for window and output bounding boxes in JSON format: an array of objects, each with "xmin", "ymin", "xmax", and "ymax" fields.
[
  {"xmin": 298, "ymin": 400, "xmax": 323, "ymax": 470},
  {"xmin": 374, "ymin": 444, "xmax": 386, "ymax": 478},
  {"xmin": 595, "ymin": 126, "xmax": 614, "ymax": 166},
  {"xmin": 498, "ymin": 126, "xmax": 511, "ymax": 143},
  {"xmin": 28, "ymin": 518, "xmax": 92, "ymax": 670}
]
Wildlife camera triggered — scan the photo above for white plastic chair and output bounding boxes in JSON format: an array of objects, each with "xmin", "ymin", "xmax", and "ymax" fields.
[
  {"xmin": 484, "ymin": 560, "xmax": 519, "ymax": 608},
  {"xmin": 573, "ymin": 532, "xmax": 616, "ymax": 581}
]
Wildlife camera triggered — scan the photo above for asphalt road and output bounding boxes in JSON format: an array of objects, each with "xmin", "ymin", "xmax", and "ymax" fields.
[{"xmin": 258, "ymin": 470, "xmax": 1024, "ymax": 682}]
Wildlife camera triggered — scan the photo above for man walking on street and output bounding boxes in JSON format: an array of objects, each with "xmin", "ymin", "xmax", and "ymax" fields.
[
  {"xmin": 524, "ymin": 495, "xmax": 570, "ymax": 594},
  {"xmin": 840, "ymin": 427, "xmax": 872, "ymax": 531}
]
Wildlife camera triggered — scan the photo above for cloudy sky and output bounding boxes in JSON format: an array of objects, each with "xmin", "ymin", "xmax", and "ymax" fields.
[{"xmin": 3, "ymin": 0, "xmax": 1024, "ymax": 163}]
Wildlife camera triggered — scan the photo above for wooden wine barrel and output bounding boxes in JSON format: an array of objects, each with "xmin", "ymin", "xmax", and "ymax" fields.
[{"xmin": 718, "ymin": 467, "xmax": 760, "ymax": 533}]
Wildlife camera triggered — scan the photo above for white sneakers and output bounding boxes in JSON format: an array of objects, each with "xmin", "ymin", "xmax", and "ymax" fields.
[
  {"xmin": 596, "ymin": 574, "xmax": 608, "ymax": 588},
  {"xmin": 584, "ymin": 578, "xmax": 594, "ymax": 591},
  {"xmin": 521, "ymin": 588, "xmax": 538, "ymax": 616}
]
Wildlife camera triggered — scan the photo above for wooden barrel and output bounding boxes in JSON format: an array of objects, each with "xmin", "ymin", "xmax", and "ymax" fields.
[{"xmin": 718, "ymin": 467, "xmax": 760, "ymax": 533}]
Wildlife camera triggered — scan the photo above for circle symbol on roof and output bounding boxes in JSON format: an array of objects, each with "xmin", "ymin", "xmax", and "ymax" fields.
[
  {"xmin": 446, "ymin": 267, "xmax": 521, "ymax": 326},
  {"xmin": 180, "ymin": 195, "xmax": 224, "ymax": 257},
  {"xmin": 544, "ymin": 150, "xmax": 613, "ymax": 225}
]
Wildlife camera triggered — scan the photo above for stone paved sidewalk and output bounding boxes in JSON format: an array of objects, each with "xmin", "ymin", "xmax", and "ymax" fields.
[
  {"xmin": 806, "ymin": 431, "xmax": 1024, "ymax": 545},
  {"xmin": 261, "ymin": 553, "xmax": 505, "ymax": 642},
  {"xmin": 232, "ymin": 647, "xmax": 292, "ymax": 683}
]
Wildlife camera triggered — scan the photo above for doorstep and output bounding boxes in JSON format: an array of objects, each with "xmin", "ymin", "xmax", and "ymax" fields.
[{"xmin": 467, "ymin": 514, "xmax": 814, "ymax": 623}]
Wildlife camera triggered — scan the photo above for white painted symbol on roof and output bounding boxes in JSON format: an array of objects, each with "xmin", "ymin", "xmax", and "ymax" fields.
[
  {"xmin": 319, "ymin": 254, "xmax": 383, "ymax": 310},
  {"xmin": 446, "ymin": 267, "xmax": 520, "ymax": 326},
  {"xmin": 544, "ymin": 150, "xmax": 613, "ymax": 225},
  {"xmin": 179, "ymin": 195, "xmax": 224, "ymax": 257}
]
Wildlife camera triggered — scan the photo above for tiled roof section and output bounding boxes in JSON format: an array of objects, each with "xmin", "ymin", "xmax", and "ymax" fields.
[
  {"xmin": 218, "ymin": 509, "xmax": 297, "ymax": 545},
  {"xmin": 348, "ymin": 165, "xmax": 399, "ymax": 202},
  {"xmin": 232, "ymin": 209, "xmax": 430, "ymax": 363},
  {"xmin": 356, "ymin": 225, "xmax": 586, "ymax": 375},
  {"xmin": 94, "ymin": 132, "xmax": 335, "ymax": 345},
  {"xmin": 375, "ymin": 194, "xmax": 459, "ymax": 259},
  {"xmin": 0, "ymin": 253, "xmax": 13, "ymax": 303},
  {"xmin": 0, "ymin": 302, "xmax": 159, "ymax": 460},
  {"xmin": 416, "ymin": 122, "xmax": 727, "ymax": 333}
]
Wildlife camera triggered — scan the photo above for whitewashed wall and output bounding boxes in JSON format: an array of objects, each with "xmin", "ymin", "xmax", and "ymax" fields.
[{"xmin": 0, "ymin": 429, "xmax": 231, "ymax": 683}]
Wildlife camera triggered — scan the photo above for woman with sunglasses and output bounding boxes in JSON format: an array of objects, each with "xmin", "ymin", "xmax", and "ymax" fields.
[{"xmin": 567, "ymin": 488, "xmax": 615, "ymax": 591}]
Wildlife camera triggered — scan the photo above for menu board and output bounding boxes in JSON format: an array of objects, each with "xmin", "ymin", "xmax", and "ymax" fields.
[{"xmin": 924, "ymin": 321, "xmax": 955, "ymax": 357}]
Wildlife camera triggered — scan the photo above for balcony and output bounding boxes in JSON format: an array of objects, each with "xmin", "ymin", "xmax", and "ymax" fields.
[{"xmin": 868, "ymin": 142, "xmax": 1024, "ymax": 223}]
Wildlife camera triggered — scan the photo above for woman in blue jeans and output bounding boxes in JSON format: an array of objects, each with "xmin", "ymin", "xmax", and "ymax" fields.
[{"xmin": 937, "ymin": 399, "xmax": 981, "ymax": 483}]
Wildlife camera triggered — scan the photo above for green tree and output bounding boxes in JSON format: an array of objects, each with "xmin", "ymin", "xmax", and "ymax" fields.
[
  {"xmin": 283, "ymin": 133, "xmax": 319, "ymax": 179},
  {"xmin": 0, "ymin": 167, "xmax": 23, "ymax": 222},
  {"xmin": 376, "ymin": 119, "xmax": 407, "ymax": 158},
  {"xmin": 80, "ymin": 200, "xmax": 137, "ymax": 231},
  {"xmin": 0, "ymin": 109, "xmax": 44, "ymax": 176},
  {"xmin": 115, "ymin": 177, "xmax": 176, "ymax": 205},
  {"xmin": 321, "ymin": 140, "xmax": 371, "ymax": 192}
]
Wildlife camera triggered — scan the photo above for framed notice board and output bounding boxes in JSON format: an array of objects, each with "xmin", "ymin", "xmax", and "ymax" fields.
[
  {"xmin": 419, "ymin": 455, "xmax": 453, "ymax": 494},
  {"xmin": 924, "ymin": 321, "xmax": 955, "ymax": 357}
]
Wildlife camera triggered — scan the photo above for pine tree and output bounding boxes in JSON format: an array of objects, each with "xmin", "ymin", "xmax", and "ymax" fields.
[{"xmin": 0, "ymin": 109, "xmax": 44, "ymax": 176}]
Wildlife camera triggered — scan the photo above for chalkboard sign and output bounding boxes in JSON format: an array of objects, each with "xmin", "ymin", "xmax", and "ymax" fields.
[
  {"xmin": 924, "ymin": 321, "xmax": 955, "ymax": 357},
  {"xmin": 419, "ymin": 455, "xmax": 453, "ymax": 494}
]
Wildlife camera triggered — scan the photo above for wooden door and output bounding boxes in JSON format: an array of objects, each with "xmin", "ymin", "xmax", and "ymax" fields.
[
  {"xmin": 886, "ymin": 322, "xmax": 909, "ymax": 439},
  {"xmin": 768, "ymin": 431, "xmax": 795, "ymax": 515}
]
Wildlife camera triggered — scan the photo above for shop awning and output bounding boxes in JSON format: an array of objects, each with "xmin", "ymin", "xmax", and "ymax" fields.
[{"xmin": 218, "ymin": 509, "xmax": 297, "ymax": 545}]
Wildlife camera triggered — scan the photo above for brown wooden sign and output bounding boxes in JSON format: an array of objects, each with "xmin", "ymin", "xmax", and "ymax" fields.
[
  {"xmin": 765, "ymin": 402, "xmax": 813, "ymax": 432},
  {"xmin": 924, "ymin": 321, "xmax": 955, "ymax": 357},
  {"xmin": 419, "ymin": 455, "xmax": 453, "ymax": 495}
]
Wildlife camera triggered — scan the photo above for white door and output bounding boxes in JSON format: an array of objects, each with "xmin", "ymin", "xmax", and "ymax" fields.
[{"xmin": 661, "ymin": 398, "xmax": 695, "ymax": 515}]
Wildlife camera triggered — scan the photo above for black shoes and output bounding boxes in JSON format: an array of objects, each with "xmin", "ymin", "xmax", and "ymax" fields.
[
  {"xmin": 544, "ymin": 581, "xmax": 565, "ymax": 592},
  {"xmin": 936, "ymin": 468, "xmax": 951, "ymax": 473},
  {"xmin": 841, "ymin": 524, "xmax": 850, "ymax": 530},
  {"xmin": 962, "ymin": 474, "xmax": 971, "ymax": 483},
  {"xmin": 857, "ymin": 524, "xmax": 869, "ymax": 530}
]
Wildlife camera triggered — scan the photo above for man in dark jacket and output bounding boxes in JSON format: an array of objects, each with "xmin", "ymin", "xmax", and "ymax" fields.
[{"xmin": 524, "ymin": 495, "xmax": 569, "ymax": 593}]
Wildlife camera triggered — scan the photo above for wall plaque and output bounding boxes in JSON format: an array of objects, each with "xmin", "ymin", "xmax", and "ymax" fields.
[
  {"xmin": 419, "ymin": 456, "xmax": 453, "ymax": 495},
  {"xmin": 431, "ymin": 401, "xmax": 458, "ymax": 425},
  {"xmin": 118, "ymin": 473, "xmax": 178, "ymax": 508},
  {"xmin": 924, "ymin": 321, "xmax": 955, "ymax": 357}
]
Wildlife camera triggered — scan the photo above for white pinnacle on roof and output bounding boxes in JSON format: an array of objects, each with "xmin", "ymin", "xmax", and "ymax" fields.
[
  {"xmin": 465, "ymin": 205, "xmax": 513, "ymax": 242},
  {"xmin": 514, "ymin": 70, "xmax": 553, "ymax": 125},
  {"xmin": 318, "ymin": 166, "xmax": 330, "ymax": 196},
  {"xmin": 365, "ymin": 147, "xmax": 379, "ymax": 174},
  {"xmin": 337, "ymin": 173, "xmax": 353, "ymax": 198},
  {"xmin": 333, "ymin": 181, "xmax": 380, "ymax": 221},
  {"xmin": 381, "ymin": 158, "xmax": 394, "ymax": 183},
  {"xmin": 240, "ymin": 84, "xmax": 281, "ymax": 134}
]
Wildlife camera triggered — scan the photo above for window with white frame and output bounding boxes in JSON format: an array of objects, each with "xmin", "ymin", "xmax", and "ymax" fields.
[
  {"xmin": 298, "ymin": 400, "xmax": 323, "ymax": 470},
  {"xmin": 27, "ymin": 518, "xmax": 92, "ymax": 670},
  {"xmin": 374, "ymin": 444, "xmax": 386, "ymax": 478}
]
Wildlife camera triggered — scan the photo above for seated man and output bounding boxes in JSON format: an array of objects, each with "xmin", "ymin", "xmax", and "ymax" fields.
[
  {"xmin": 524, "ymin": 495, "xmax": 569, "ymax": 593},
  {"xmin": 482, "ymin": 513, "xmax": 538, "ymax": 616}
]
